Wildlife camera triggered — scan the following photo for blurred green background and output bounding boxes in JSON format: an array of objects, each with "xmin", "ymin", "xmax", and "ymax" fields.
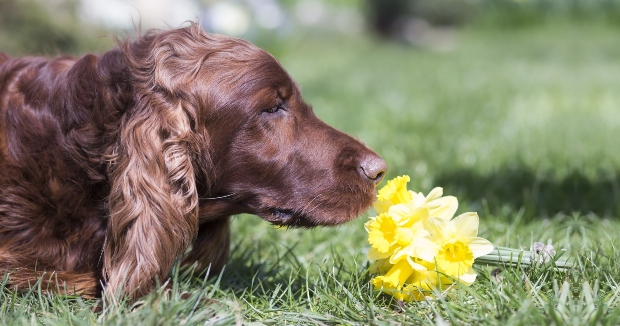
[{"xmin": 2, "ymin": 0, "xmax": 620, "ymax": 221}]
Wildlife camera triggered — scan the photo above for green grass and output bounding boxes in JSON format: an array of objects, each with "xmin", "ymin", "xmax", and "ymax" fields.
[
  {"xmin": 3, "ymin": 216, "xmax": 620, "ymax": 324},
  {"xmin": 3, "ymin": 23, "xmax": 620, "ymax": 324}
]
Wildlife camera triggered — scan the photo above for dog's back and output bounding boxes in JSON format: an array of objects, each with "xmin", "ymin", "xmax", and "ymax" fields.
[{"xmin": 0, "ymin": 51, "xmax": 110, "ymax": 298}]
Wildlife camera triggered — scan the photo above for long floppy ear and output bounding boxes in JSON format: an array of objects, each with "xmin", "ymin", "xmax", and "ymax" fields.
[{"xmin": 103, "ymin": 27, "xmax": 205, "ymax": 300}]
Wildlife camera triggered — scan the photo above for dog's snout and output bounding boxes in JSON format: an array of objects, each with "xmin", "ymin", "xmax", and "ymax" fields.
[{"xmin": 359, "ymin": 154, "xmax": 386, "ymax": 186}]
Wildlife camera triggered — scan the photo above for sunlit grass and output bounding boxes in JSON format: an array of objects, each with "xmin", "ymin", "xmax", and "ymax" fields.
[{"xmin": 3, "ymin": 214, "xmax": 620, "ymax": 324}]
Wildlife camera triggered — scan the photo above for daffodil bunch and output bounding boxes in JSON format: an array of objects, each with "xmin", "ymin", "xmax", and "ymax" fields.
[{"xmin": 365, "ymin": 175, "xmax": 494, "ymax": 301}]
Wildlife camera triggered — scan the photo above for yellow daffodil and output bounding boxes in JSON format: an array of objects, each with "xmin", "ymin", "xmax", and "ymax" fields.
[
  {"xmin": 366, "ymin": 213, "xmax": 399, "ymax": 258},
  {"xmin": 367, "ymin": 176, "xmax": 497, "ymax": 302},
  {"xmin": 386, "ymin": 203, "xmax": 429, "ymax": 225},
  {"xmin": 373, "ymin": 258, "xmax": 446, "ymax": 302},
  {"xmin": 371, "ymin": 259, "xmax": 414, "ymax": 291},
  {"xmin": 424, "ymin": 212, "xmax": 494, "ymax": 284},
  {"xmin": 374, "ymin": 175, "xmax": 413, "ymax": 214},
  {"xmin": 367, "ymin": 205, "xmax": 438, "ymax": 264},
  {"xmin": 369, "ymin": 258, "xmax": 392, "ymax": 275},
  {"xmin": 388, "ymin": 221, "xmax": 438, "ymax": 265},
  {"xmin": 397, "ymin": 260, "xmax": 440, "ymax": 301},
  {"xmin": 392, "ymin": 287, "xmax": 428, "ymax": 302},
  {"xmin": 408, "ymin": 187, "xmax": 458, "ymax": 220}
]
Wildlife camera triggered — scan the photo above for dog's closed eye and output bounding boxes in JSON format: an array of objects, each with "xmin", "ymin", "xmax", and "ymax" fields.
[{"xmin": 262, "ymin": 102, "xmax": 287, "ymax": 114}]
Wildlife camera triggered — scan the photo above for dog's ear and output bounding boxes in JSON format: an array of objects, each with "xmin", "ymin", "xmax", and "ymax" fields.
[{"xmin": 103, "ymin": 26, "xmax": 207, "ymax": 300}]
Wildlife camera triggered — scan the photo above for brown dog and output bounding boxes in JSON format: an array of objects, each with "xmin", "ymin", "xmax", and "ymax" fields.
[{"xmin": 0, "ymin": 23, "xmax": 385, "ymax": 300}]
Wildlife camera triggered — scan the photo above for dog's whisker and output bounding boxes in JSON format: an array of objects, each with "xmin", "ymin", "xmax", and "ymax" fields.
[
  {"xmin": 200, "ymin": 193, "xmax": 235, "ymax": 200},
  {"xmin": 302, "ymin": 195, "xmax": 324, "ymax": 218},
  {"xmin": 301, "ymin": 194, "xmax": 321, "ymax": 214}
]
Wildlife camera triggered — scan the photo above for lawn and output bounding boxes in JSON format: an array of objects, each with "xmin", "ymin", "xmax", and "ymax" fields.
[{"xmin": 2, "ymin": 22, "xmax": 620, "ymax": 324}]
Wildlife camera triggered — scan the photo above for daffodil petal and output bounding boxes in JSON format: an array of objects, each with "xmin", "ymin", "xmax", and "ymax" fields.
[
  {"xmin": 453, "ymin": 212, "xmax": 479, "ymax": 238},
  {"xmin": 381, "ymin": 259, "xmax": 415, "ymax": 289},
  {"xmin": 413, "ymin": 192, "xmax": 426, "ymax": 206},
  {"xmin": 369, "ymin": 258, "xmax": 392, "ymax": 274},
  {"xmin": 389, "ymin": 242, "xmax": 436, "ymax": 268},
  {"xmin": 424, "ymin": 216, "xmax": 452, "ymax": 241},
  {"xmin": 407, "ymin": 266, "xmax": 440, "ymax": 291},
  {"xmin": 427, "ymin": 196, "xmax": 458, "ymax": 220},
  {"xmin": 389, "ymin": 245, "xmax": 414, "ymax": 264},
  {"xmin": 373, "ymin": 200, "xmax": 391, "ymax": 215},
  {"xmin": 363, "ymin": 220, "xmax": 373, "ymax": 232},
  {"xmin": 410, "ymin": 237, "xmax": 440, "ymax": 262},
  {"xmin": 425, "ymin": 187, "xmax": 444, "ymax": 201},
  {"xmin": 455, "ymin": 267, "xmax": 477, "ymax": 286},
  {"xmin": 406, "ymin": 256, "xmax": 428, "ymax": 271},
  {"xmin": 368, "ymin": 246, "xmax": 393, "ymax": 260},
  {"xmin": 388, "ymin": 204, "xmax": 412, "ymax": 224},
  {"xmin": 468, "ymin": 237, "xmax": 495, "ymax": 258},
  {"xmin": 411, "ymin": 222, "xmax": 430, "ymax": 238},
  {"xmin": 395, "ymin": 227, "xmax": 415, "ymax": 246}
]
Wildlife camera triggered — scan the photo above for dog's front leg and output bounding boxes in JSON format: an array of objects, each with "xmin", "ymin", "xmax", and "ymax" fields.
[{"xmin": 181, "ymin": 217, "xmax": 230, "ymax": 277}]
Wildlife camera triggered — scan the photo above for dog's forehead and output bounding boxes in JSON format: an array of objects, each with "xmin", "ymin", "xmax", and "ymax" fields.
[
  {"xmin": 248, "ymin": 53, "xmax": 293, "ymax": 86},
  {"xmin": 187, "ymin": 37, "xmax": 302, "ymax": 111},
  {"xmin": 251, "ymin": 52, "xmax": 302, "ymax": 97},
  {"xmin": 234, "ymin": 56, "xmax": 297, "ymax": 97}
]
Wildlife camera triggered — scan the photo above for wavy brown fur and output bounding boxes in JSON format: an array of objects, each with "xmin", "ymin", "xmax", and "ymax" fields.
[{"xmin": 0, "ymin": 23, "xmax": 386, "ymax": 300}]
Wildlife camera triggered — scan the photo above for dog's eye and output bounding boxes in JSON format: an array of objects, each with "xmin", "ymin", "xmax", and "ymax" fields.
[{"xmin": 263, "ymin": 103, "xmax": 285, "ymax": 114}]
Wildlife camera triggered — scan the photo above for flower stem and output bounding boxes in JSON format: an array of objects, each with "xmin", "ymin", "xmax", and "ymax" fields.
[{"xmin": 475, "ymin": 246, "xmax": 573, "ymax": 270}]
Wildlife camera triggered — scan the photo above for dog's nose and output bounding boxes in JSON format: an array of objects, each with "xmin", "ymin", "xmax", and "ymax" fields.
[{"xmin": 359, "ymin": 154, "xmax": 386, "ymax": 186}]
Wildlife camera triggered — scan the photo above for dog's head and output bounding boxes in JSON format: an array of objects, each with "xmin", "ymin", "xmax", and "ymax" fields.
[{"xmin": 121, "ymin": 23, "xmax": 386, "ymax": 227}]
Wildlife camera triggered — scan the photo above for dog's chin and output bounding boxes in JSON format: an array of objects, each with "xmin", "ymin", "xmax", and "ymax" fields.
[
  {"xmin": 258, "ymin": 208, "xmax": 317, "ymax": 228},
  {"xmin": 257, "ymin": 202, "xmax": 372, "ymax": 228},
  {"xmin": 255, "ymin": 188, "xmax": 378, "ymax": 227}
]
